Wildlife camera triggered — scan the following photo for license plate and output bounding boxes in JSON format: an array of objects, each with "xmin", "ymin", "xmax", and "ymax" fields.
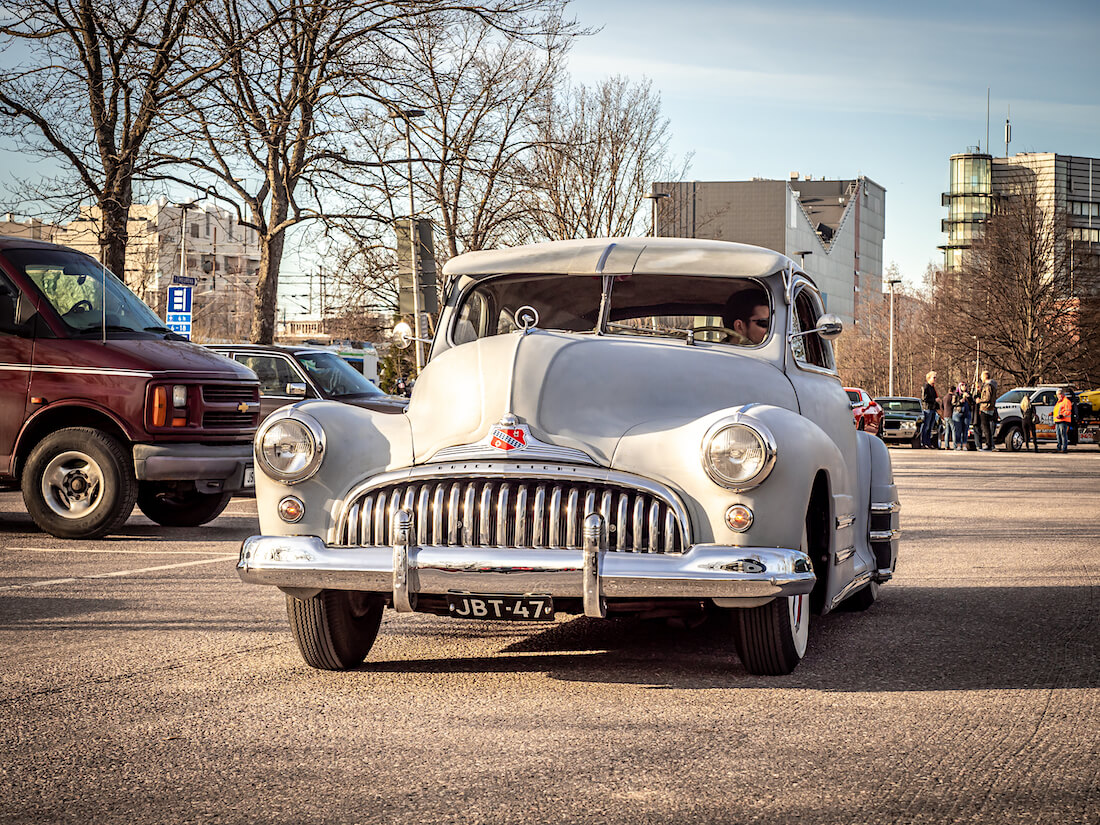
[
  {"xmin": 446, "ymin": 593, "xmax": 554, "ymax": 621},
  {"xmin": 243, "ymin": 465, "xmax": 255, "ymax": 487}
]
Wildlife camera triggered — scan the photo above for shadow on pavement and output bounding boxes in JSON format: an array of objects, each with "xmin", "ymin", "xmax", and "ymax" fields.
[{"xmin": 358, "ymin": 584, "xmax": 1099, "ymax": 692}]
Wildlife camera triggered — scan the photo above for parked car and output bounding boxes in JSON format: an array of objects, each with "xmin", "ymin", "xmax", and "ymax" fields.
[
  {"xmin": 238, "ymin": 238, "xmax": 900, "ymax": 676},
  {"xmin": 0, "ymin": 236, "xmax": 259, "ymax": 538},
  {"xmin": 207, "ymin": 344, "xmax": 406, "ymax": 422},
  {"xmin": 874, "ymin": 397, "xmax": 928, "ymax": 447},
  {"xmin": 845, "ymin": 387, "xmax": 883, "ymax": 435},
  {"xmin": 994, "ymin": 385, "xmax": 1099, "ymax": 450}
]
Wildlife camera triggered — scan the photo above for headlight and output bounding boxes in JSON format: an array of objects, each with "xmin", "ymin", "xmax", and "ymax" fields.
[
  {"xmin": 256, "ymin": 413, "xmax": 325, "ymax": 483},
  {"xmin": 702, "ymin": 421, "xmax": 776, "ymax": 490}
]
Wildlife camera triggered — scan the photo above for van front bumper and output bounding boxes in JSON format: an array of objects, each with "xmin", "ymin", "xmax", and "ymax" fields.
[
  {"xmin": 133, "ymin": 443, "xmax": 254, "ymax": 492},
  {"xmin": 237, "ymin": 526, "xmax": 815, "ymax": 618}
]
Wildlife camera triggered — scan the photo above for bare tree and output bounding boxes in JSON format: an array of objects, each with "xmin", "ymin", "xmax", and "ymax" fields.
[
  {"xmin": 157, "ymin": 0, "xmax": 570, "ymax": 344},
  {"xmin": 528, "ymin": 75, "xmax": 685, "ymax": 239},
  {"xmin": 939, "ymin": 171, "xmax": 1092, "ymax": 385},
  {"xmin": 0, "ymin": 0, "xmax": 207, "ymax": 276}
]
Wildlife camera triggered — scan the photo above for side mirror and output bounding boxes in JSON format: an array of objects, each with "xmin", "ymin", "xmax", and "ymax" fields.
[
  {"xmin": 285, "ymin": 382, "xmax": 307, "ymax": 397},
  {"xmin": 392, "ymin": 321, "xmax": 413, "ymax": 349},
  {"xmin": 815, "ymin": 314, "xmax": 843, "ymax": 340}
]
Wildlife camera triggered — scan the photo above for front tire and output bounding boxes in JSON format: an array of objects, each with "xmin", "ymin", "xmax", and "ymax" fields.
[
  {"xmin": 137, "ymin": 482, "xmax": 232, "ymax": 527},
  {"xmin": 1003, "ymin": 424, "xmax": 1023, "ymax": 452},
  {"xmin": 287, "ymin": 590, "xmax": 384, "ymax": 670},
  {"xmin": 21, "ymin": 427, "xmax": 137, "ymax": 539},
  {"xmin": 733, "ymin": 523, "xmax": 811, "ymax": 675}
]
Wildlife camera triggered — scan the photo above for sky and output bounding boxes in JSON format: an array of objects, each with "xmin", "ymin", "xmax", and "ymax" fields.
[{"xmin": 562, "ymin": 0, "xmax": 1100, "ymax": 285}]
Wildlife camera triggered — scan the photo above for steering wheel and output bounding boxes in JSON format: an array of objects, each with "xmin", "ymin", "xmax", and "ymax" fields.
[
  {"xmin": 65, "ymin": 299, "xmax": 94, "ymax": 315},
  {"xmin": 691, "ymin": 325, "xmax": 739, "ymax": 339}
]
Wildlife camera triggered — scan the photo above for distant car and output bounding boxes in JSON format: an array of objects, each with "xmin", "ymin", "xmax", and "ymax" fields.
[
  {"xmin": 993, "ymin": 385, "xmax": 1099, "ymax": 450},
  {"xmin": 874, "ymin": 396, "xmax": 938, "ymax": 448},
  {"xmin": 207, "ymin": 344, "xmax": 407, "ymax": 422},
  {"xmin": 845, "ymin": 387, "xmax": 883, "ymax": 435}
]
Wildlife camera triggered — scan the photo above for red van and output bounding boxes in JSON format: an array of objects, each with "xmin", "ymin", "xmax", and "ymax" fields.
[{"xmin": 0, "ymin": 236, "xmax": 259, "ymax": 539}]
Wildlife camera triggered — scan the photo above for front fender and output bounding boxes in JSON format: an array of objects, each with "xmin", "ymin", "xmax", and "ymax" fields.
[
  {"xmin": 254, "ymin": 400, "xmax": 413, "ymax": 538},
  {"xmin": 611, "ymin": 405, "xmax": 853, "ymax": 551}
]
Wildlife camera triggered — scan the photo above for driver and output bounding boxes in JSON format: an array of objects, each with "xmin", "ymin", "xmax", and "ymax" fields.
[{"xmin": 722, "ymin": 290, "xmax": 771, "ymax": 346}]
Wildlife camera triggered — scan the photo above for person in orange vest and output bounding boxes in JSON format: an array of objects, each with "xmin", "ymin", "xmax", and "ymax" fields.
[{"xmin": 1054, "ymin": 388, "xmax": 1073, "ymax": 453}]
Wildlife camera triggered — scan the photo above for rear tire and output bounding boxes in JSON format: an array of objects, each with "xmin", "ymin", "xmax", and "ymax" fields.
[
  {"xmin": 1003, "ymin": 425, "xmax": 1023, "ymax": 452},
  {"xmin": 21, "ymin": 427, "xmax": 137, "ymax": 539},
  {"xmin": 287, "ymin": 590, "xmax": 384, "ymax": 670},
  {"xmin": 137, "ymin": 483, "xmax": 232, "ymax": 527}
]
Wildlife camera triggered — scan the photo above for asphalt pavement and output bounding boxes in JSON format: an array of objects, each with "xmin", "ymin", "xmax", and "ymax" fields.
[{"xmin": 1, "ymin": 447, "xmax": 1097, "ymax": 824}]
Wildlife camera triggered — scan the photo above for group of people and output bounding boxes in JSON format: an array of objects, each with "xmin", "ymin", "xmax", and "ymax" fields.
[
  {"xmin": 920, "ymin": 370, "xmax": 1001, "ymax": 451},
  {"xmin": 919, "ymin": 371, "xmax": 1076, "ymax": 452}
]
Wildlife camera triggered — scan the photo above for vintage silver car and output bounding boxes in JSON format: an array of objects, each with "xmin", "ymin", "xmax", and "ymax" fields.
[{"xmin": 238, "ymin": 238, "xmax": 900, "ymax": 675}]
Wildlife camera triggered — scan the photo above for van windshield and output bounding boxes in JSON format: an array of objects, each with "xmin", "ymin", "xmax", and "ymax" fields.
[{"xmin": 7, "ymin": 247, "xmax": 170, "ymax": 337}]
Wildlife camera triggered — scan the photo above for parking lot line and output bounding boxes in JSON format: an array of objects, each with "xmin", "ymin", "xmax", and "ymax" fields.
[
  {"xmin": 0, "ymin": 555, "xmax": 237, "ymax": 591},
  {"xmin": 9, "ymin": 547, "xmax": 241, "ymax": 556}
]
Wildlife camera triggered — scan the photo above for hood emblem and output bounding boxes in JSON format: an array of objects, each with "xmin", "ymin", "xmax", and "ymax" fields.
[{"xmin": 490, "ymin": 414, "xmax": 528, "ymax": 452}]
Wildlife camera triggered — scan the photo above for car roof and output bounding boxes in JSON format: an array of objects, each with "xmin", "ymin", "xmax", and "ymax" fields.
[
  {"xmin": 442, "ymin": 237, "xmax": 796, "ymax": 281},
  {"xmin": 875, "ymin": 396, "xmax": 920, "ymax": 402},
  {"xmin": 207, "ymin": 343, "xmax": 330, "ymax": 357},
  {"xmin": 0, "ymin": 235, "xmax": 72, "ymax": 252}
]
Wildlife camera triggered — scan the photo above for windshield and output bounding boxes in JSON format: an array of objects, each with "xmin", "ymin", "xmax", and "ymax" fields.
[
  {"xmin": 878, "ymin": 398, "xmax": 921, "ymax": 413},
  {"xmin": 295, "ymin": 351, "xmax": 384, "ymax": 398},
  {"xmin": 453, "ymin": 273, "xmax": 771, "ymax": 347},
  {"xmin": 7, "ymin": 247, "xmax": 167, "ymax": 337},
  {"xmin": 997, "ymin": 389, "xmax": 1030, "ymax": 405}
]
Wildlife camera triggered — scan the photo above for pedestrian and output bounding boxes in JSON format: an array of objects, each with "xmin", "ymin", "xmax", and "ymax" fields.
[
  {"xmin": 977, "ymin": 370, "xmax": 997, "ymax": 451},
  {"xmin": 1020, "ymin": 393, "xmax": 1038, "ymax": 452},
  {"xmin": 951, "ymin": 382, "xmax": 971, "ymax": 450},
  {"xmin": 920, "ymin": 370, "xmax": 939, "ymax": 449},
  {"xmin": 942, "ymin": 385, "xmax": 955, "ymax": 449},
  {"xmin": 1054, "ymin": 388, "xmax": 1072, "ymax": 453}
]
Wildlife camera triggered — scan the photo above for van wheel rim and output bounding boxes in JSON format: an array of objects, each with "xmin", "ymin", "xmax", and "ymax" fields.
[{"xmin": 41, "ymin": 451, "xmax": 105, "ymax": 519}]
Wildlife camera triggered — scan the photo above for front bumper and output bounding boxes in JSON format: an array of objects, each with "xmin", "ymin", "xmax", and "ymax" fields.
[
  {"xmin": 880, "ymin": 420, "xmax": 918, "ymax": 441},
  {"xmin": 133, "ymin": 443, "xmax": 254, "ymax": 492},
  {"xmin": 237, "ymin": 522, "xmax": 816, "ymax": 618}
]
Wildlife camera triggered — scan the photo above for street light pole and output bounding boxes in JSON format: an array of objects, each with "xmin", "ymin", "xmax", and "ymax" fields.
[
  {"xmin": 973, "ymin": 336, "xmax": 980, "ymax": 386},
  {"xmin": 642, "ymin": 192, "xmax": 669, "ymax": 237},
  {"xmin": 886, "ymin": 278, "xmax": 901, "ymax": 396}
]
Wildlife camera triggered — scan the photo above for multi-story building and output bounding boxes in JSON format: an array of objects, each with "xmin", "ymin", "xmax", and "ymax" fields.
[
  {"xmin": 652, "ymin": 175, "xmax": 886, "ymax": 326},
  {"xmin": 941, "ymin": 150, "xmax": 1100, "ymax": 286}
]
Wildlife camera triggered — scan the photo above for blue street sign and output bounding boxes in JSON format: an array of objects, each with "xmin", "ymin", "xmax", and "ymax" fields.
[{"xmin": 167, "ymin": 285, "xmax": 193, "ymax": 313}]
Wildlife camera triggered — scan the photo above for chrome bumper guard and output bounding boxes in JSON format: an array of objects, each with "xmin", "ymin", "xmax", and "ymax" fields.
[{"xmin": 238, "ymin": 511, "xmax": 815, "ymax": 615}]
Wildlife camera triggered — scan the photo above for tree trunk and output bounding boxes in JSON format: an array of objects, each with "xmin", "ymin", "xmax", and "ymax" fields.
[{"xmin": 250, "ymin": 196, "xmax": 288, "ymax": 344}]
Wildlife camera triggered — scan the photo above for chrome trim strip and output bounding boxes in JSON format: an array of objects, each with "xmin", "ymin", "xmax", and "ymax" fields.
[
  {"xmin": 479, "ymin": 484, "xmax": 492, "ymax": 546},
  {"xmin": 515, "ymin": 485, "xmax": 528, "ymax": 548},
  {"xmin": 447, "ymin": 484, "xmax": 461, "ymax": 545},
  {"xmin": 632, "ymin": 496, "xmax": 645, "ymax": 552},
  {"xmin": 664, "ymin": 510, "xmax": 676, "ymax": 553},
  {"xmin": 549, "ymin": 486, "xmax": 562, "ymax": 549},
  {"xmin": 532, "ymin": 485, "xmax": 546, "ymax": 546},
  {"xmin": 582, "ymin": 514, "xmax": 607, "ymax": 618},
  {"xmin": 870, "ymin": 529, "xmax": 902, "ymax": 541},
  {"xmin": 496, "ymin": 484, "xmax": 510, "ymax": 547},
  {"xmin": 432, "ymin": 485, "xmax": 445, "ymax": 545},
  {"xmin": 0, "ymin": 363, "xmax": 155, "ymax": 378},
  {"xmin": 417, "ymin": 486, "xmax": 431, "ymax": 546},
  {"xmin": 239, "ymin": 536, "xmax": 817, "ymax": 601},
  {"xmin": 566, "ymin": 488, "xmax": 579, "ymax": 549},
  {"xmin": 462, "ymin": 485, "xmax": 476, "ymax": 546},
  {"xmin": 648, "ymin": 501, "xmax": 660, "ymax": 553},
  {"xmin": 870, "ymin": 501, "xmax": 901, "ymax": 514},
  {"xmin": 835, "ymin": 513, "xmax": 857, "ymax": 530},
  {"xmin": 616, "ymin": 494, "xmax": 629, "ymax": 552},
  {"xmin": 835, "ymin": 545, "xmax": 856, "ymax": 564},
  {"xmin": 333, "ymin": 462, "xmax": 693, "ymax": 549},
  {"xmin": 392, "ymin": 509, "xmax": 415, "ymax": 612},
  {"xmin": 829, "ymin": 570, "xmax": 874, "ymax": 610}
]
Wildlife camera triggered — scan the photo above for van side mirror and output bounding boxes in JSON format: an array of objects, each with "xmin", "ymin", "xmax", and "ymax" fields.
[{"xmin": 285, "ymin": 382, "xmax": 308, "ymax": 397}]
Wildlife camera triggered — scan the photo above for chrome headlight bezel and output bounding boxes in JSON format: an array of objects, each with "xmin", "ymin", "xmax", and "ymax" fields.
[
  {"xmin": 255, "ymin": 411, "xmax": 325, "ymax": 484},
  {"xmin": 701, "ymin": 419, "xmax": 777, "ymax": 491}
]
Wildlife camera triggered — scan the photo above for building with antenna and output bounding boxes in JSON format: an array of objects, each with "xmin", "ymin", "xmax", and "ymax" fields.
[
  {"xmin": 651, "ymin": 175, "xmax": 886, "ymax": 326},
  {"xmin": 941, "ymin": 150, "xmax": 1100, "ymax": 279}
]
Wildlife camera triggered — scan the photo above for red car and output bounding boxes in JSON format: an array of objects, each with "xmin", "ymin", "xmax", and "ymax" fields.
[{"xmin": 845, "ymin": 387, "xmax": 883, "ymax": 435}]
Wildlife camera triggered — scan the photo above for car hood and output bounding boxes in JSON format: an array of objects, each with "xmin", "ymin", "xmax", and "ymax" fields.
[
  {"xmin": 406, "ymin": 329, "xmax": 797, "ymax": 466},
  {"xmin": 882, "ymin": 410, "xmax": 923, "ymax": 420},
  {"xmin": 340, "ymin": 393, "xmax": 409, "ymax": 414},
  {"xmin": 97, "ymin": 338, "xmax": 256, "ymax": 380}
]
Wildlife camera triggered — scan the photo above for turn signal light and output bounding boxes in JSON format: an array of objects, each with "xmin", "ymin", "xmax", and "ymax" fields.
[
  {"xmin": 152, "ymin": 386, "xmax": 168, "ymax": 427},
  {"xmin": 725, "ymin": 504, "xmax": 754, "ymax": 532}
]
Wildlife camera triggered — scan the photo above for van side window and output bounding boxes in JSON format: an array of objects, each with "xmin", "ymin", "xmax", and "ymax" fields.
[{"xmin": 0, "ymin": 273, "xmax": 38, "ymax": 337}]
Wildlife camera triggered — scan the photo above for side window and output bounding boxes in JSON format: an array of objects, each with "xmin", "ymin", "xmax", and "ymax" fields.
[
  {"xmin": 0, "ymin": 272, "xmax": 38, "ymax": 337},
  {"xmin": 791, "ymin": 286, "xmax": 834, "ymax": 370},
  {"xmin": 235, "ymin": 355, "xmax": 297, "ymax": 395},
  {"xmin": 1034, "ymin": 391, "xmax": 1056, "ymax": 406},
  {"xmin": 454, "ymin": 291, "xmax": 486, "ymax": 345}
]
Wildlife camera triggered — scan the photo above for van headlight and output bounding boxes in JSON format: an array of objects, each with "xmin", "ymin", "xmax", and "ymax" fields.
[
  {"xmin": 702, "ymin": 420, "xmax": 776, "ymax": 490},
  {"xmin": 256, "ymin": 413, "xmax": 325, "ymax": 483}
]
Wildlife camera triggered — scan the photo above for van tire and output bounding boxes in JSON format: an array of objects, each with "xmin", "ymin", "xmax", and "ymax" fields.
[
  {"xmin": 22, "ymin": 427, "xmax": 137, "ymax": 539},
  {"xmin": 137, "ymin": 483, "xmax": 233, "ymax": 527}
]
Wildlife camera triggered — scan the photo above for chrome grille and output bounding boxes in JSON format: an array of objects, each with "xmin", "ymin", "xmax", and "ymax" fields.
[{"xmin": 338, "ymin": 476, "xmax": 686, "ymax": 554}]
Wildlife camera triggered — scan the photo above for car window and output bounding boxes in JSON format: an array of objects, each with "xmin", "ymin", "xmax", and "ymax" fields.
[
  {"xmin": 846, "ymin": 390, "xmax": 861, "ymax": 405},
  {"xmin": 235, "ymin": 354, "xmax": 299, "ymax": 395},
  {"xmin": 295, "ymin": 351, "xmax": 384, "ymax": 398},
  {"xmin": 878, "ymin": 399, "xmax": 921, "ymax": 413},
  {"xmin": 0, "ymin": 271, "xmax": 38, "ymax": 337},
  {"xmin": 790, "ymin": 286, "xmax": 833, "ymax": 369},
  {"xmin": 1033, "ymin": 390, "xmax": 1057, "ymax": 406},
  {"xmin": 997, "ymin": 389, "xmax": 1029, "ymax": 404}
]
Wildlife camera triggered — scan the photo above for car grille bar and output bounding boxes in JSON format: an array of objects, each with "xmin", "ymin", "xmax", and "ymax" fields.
[{"xmin": 337, "ymin": 470, "xmax": 688, "ymax": 554}]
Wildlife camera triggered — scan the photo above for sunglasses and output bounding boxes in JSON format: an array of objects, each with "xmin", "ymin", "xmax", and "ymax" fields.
[{"xmin": 750, "ymin": 318, "xmax": 770, "ymax": 330}]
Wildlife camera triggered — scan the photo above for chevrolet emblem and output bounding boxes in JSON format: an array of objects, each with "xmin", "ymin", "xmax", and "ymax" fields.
[{"xmin": 237, "ymin": 401, "xmax": 251, "ymax": 413}]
